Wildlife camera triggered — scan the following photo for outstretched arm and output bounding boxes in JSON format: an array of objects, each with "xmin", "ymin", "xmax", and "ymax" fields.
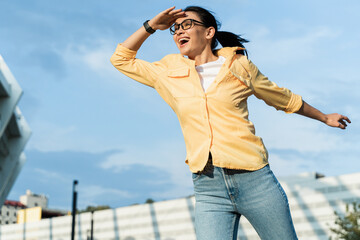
[
  {"xmin": 122, "ymin": 6, "xmax": 186, "ymax": 51},
  {"xmin": 295, "ymin": 101, "xmax": 351, "ymax": 129}
]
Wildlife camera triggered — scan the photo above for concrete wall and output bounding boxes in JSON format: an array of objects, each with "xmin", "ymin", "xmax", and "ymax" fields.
[{"xmin": 0, "ymin": 171, "xmax": 359, "ymax": 240}]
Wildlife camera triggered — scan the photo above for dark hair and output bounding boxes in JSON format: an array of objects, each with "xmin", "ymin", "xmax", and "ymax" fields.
[{"xmin": 184, "ymin": 6, "xmax": 249, "ymax": 56}]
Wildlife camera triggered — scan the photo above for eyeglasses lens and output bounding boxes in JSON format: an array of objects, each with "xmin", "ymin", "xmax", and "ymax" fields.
[
  {"xmin": 182, "ymin": 20, "xmax": 193, "ymax": 30},
  {"xmin": 170, "ymin": 19, "xmax": 194, "ymax": 35}
]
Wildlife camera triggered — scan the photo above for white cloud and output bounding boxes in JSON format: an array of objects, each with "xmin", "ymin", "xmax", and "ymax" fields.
[
  {"xmin": 27, "ymin": 120, "xmax": 119, "ymax": 153},
  {"xmin": 82, "ymin": 41, "xmax": 116, "ymax": 73},
  {"xmin": 74, "ymin": 185, "xmax": 136, "ymax": 208},
  {"xmin": 268, "ymin": 153, "xmax": 316, "ymax": 177},
  {"xmin": 60, "ymin": 38, "xmax": 160, "ymax": 102},
  {"xmin": 79, "ymin": 185, "xmax": 134, "ymax": 200},
  {"xmin": 100, "ymin": 140, "xmax": 187, "ymax": 171},
  {"xmin": 62, "ymin": 39, "xmax": 115, "ymax": 74},
  {"xmin": 34, "ymin": 168, "xmax": 69, "ymax": 184},
  {"xmin": 262, "ymin": 119, "xmax": 344, "ymax": 152},
  {"xmin": 100, "ymin": 139, "xmax": 194, "ymax": 200},
  {"xmin": 248, "ymin": 97, "xmax": 354, "ymax": 154},
  {"xmin": 250, "ymin": 26, "xmax": 339, "ymax": 66},
  {"xmin": 27, "ymin": 121, "xmax": 77, "ymax": 152}
]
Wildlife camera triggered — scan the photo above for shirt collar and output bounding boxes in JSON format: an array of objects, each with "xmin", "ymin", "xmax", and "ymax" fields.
[
  {"xmin": 215, "ymin": 47, "xmax": 245, "ymax": 58},
  {"xmin": 179, "ymin": 47, "xmax": 245, "ymax": 67}
]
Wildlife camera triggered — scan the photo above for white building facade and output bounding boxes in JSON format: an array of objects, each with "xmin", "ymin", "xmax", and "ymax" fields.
[
  {"xmin": 0, "ymin": 55, "xmax": 31, "ymax": 207},
  {"xmin": 19, "ymin": 190, "xmax": 48, "ymax": 209},
  {"xmin": 0, "ymin": 200, "xmax": 25, "ymax": 225},
  {"xmin": 0, "ymin": 171, "xmax": 359, "ymax": 240}
]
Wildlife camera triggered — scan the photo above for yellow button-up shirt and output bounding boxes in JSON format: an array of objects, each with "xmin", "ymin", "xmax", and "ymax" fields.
[{"xmin": 111, "ymin": 44, "xmax": 303, "ymax": 173}]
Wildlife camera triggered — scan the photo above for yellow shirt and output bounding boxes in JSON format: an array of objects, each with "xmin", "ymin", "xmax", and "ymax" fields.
[{"xmin": 110, "ymin": 44, "xmax": 303, "ymax": 173}]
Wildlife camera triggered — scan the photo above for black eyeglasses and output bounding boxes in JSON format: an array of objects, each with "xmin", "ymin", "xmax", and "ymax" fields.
[{"xmin": 170, "ymin": 19, "xmax": 206, "ymax": 35}]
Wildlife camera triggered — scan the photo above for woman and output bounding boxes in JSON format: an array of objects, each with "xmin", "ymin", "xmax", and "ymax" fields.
[{"xmin": 110, "ymin": 6, "xmax": 350, "ymax": 240}]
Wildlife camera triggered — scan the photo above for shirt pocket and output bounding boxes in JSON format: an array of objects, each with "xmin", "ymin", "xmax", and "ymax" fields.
[
  {"xmin": 215, "ymin": 71, "xmax": 251, "ymax": 107},
  {"xmin": 167, "ymin": 67, "xmax": 196, "ymax": 98}
]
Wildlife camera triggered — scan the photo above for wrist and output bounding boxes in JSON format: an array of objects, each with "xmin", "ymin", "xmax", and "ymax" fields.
[
  {"xmin": 322, "ymin": 114, "xmax": 329, "ymax": 124},
  {"xmin": 143, "ymin": 20, "xmax": 156, "ymax": 34},
  {"xmin": 148, "ymin": 19, "xmax": 158, "ymax": 30}
]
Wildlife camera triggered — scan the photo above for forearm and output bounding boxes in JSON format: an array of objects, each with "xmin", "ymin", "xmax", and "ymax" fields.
[
  {"xmin": 295, "ymin": 100, "xmax": 351, "ymax": 129},
  {"xmin": 296, "ymin": 101, "xmax": 327, "ymax": 123},
  {"xmin": 121, "ymin": 20, "xmax": 156, "ymax": 51}
]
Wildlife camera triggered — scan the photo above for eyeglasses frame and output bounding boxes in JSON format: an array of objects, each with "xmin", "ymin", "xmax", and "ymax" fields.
[{"xmin": 170, "ymin": 19, "xmax": 207, "ymax": 35}]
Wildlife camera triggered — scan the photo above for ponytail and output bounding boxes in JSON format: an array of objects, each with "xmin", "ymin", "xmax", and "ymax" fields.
[{"xmin": 214, "ymin": 31, "xmax": 249, "ymax": 56}]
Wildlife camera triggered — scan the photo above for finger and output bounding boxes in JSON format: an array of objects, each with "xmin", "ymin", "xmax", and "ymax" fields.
[
  {"xmin": 169, "ymin": 10, "xmax": 186, "ymax": 19},
  {"xmin": 173, "ymin": 11, "xmax": 187, "ymax": 18},
  {"xmin": 164, "ymin": 6, "xmax": 176, "ymax": 14},
  {"xmin": 338, "ymin": 122, "xmax": 345, "ymax": 129},
  {"xmin": 339, "ymin": 119, "xmax": 347, "ymax": 127},
  {"xmin": 169, "ymin": 8, "xmax": 184, "ymax": 14},
  {"xmin": 342, "ymin": 115, "xmax": 351, "ymax": 123}
]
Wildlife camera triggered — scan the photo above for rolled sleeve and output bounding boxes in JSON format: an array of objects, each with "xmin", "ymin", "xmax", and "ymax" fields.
[
  {"xmin": 248, "ymin": 60, "xmax": 303, "ymax": 113},
  {"xmin": 284, "ymin": 93, "xmax": 303, "ymax": 113}
]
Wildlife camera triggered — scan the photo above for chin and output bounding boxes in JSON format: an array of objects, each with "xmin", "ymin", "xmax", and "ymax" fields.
[
  {"xmin": 179, "ymin": 47, "xmax": 191, "ymax": 57},
  {"xmin": 179, "ymin": 50, "xmax": 189, "ymax": 56}
]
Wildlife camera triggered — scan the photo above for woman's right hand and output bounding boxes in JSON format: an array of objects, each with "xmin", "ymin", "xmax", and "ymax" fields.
[
  {"xmin": 120, "ymin": 7, "xmax": 186, "ymax": 51},
  {"xmin": 148, "ymin": 6, "xmax": 186, "ymax": 31}
]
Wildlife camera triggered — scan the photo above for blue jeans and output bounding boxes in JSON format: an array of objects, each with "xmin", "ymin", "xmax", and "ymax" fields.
[{"xmin": 192, "ymin": 161, "xmax": 298, "ymax": 240}]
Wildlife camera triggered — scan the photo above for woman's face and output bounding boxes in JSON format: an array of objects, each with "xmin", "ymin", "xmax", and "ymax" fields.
[{"xmin": 172, "ymin": 11, "xmax": 213, "ymax": 58}]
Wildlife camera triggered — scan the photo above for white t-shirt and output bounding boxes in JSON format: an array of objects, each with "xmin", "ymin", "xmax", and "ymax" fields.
[{"xmin": 195, "ymin": 56, "xmax": 226, "ymax": 92}]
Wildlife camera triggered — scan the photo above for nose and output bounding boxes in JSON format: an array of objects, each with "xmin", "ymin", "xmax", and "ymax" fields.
[{"xmin": 175, "ymin": 27, "xmax": 185, "ymax": 35}]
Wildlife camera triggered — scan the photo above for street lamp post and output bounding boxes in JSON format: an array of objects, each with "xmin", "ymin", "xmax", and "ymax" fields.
[
  {"xmin": 71, "ymin": 180, "xmax": 78, "ymax": 240},
  {"xmin": 90, "ymin": 210, "xmax": 94, "ymax": 240}
]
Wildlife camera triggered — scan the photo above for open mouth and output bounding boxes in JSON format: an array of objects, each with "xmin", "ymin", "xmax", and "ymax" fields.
[{"xmin": 178, "ymin": 38, "xmax": 189, "ymax": 47}]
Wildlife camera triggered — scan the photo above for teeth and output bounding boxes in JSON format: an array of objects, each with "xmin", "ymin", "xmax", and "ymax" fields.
[{"xmin": 179, "ymin": 38, "xmax": 189, "ymax": 43}]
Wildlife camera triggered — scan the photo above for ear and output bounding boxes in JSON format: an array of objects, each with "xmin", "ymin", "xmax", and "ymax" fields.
[{"xmin": 205, "ymin": 26, "xmax": 216, "ymax": 40}]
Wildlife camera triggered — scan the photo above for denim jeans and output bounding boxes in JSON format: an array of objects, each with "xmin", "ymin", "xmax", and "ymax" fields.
[{"xmin": 192, "ymin": 161, "xmax": 298, "ymax": 240}]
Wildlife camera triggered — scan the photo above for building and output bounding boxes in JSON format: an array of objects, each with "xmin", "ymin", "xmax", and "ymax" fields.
[
  {"xmin": 0, "ymin": 200, "xmax": 25, "ymax": 225},
  {"xmin": 0, "ymin": 190, "xmax": 66, "ymax": 226},
  {"xmin": 0, "ymin": 171, "xmax": 359, "ymax": 239},
  {"xmin": 17, "ymin": 207, "xmax": 67, "ymax": 224},
  {"xmin": 0, "ymin": 55, "xmax": 31, "ymax": 207},
  {"xmin": 20, "ymin": 190, "xmax": 48, "ymax": 209}
]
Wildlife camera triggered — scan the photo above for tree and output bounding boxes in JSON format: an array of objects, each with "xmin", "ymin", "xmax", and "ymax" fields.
[
  {"xmin": 78, "ymin": 205, "xmax": 111, "ymax": 213},
  {"xmin": 330, "ymin": 202, "xmax": 360, "ymax": 240},
  {"xmin": 145, "ymin": 198, "xmax": 155, "ymax": 204}
]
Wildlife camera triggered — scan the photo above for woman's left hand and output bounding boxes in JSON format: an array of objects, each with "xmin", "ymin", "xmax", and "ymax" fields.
[
  {"xmin": 324, "ymin": 113, "xmax": 351, "ymax": 129},
  {"xmin": 296, "ymin": 101, "xmax": 351, "ymax": 130}
]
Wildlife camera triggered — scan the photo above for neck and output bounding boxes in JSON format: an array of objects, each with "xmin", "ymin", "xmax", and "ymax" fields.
[{"xmin": 188, "ymin": 45, "xmax": 218, "ymax": 66}]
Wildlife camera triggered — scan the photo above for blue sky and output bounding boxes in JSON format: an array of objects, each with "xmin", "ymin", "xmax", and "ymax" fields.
[{"xmin": 1, "ymin": 0, "xmax": 359, "ymax": 210}]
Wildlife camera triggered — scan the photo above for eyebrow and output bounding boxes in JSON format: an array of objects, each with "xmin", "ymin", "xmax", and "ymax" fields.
[{"xmin": 174, "ymin": 18, "xmax": 191, "ymax": 24}]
